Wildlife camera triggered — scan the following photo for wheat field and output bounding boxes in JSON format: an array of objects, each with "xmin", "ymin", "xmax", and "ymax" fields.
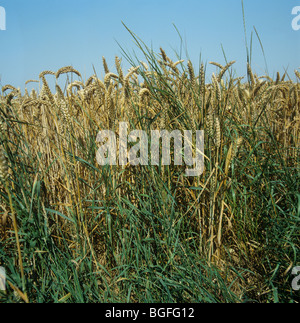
[{"xmin": 0, "ymin": 40, "xmax": 299, "ymax": 303}]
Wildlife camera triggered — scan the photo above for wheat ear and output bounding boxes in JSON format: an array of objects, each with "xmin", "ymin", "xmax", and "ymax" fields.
[
  {"xmin": 56, "ymin": 66, "xmax": 81, "ymax": 79},
  {"xmin": 102, "ymin": 56, "xmax": 110, "ymax": 74}
]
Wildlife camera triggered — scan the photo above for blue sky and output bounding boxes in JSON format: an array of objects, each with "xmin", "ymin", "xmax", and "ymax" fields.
[{"xmin": 0, "ymin": 0, "xmax": 299, "ymax": 92}]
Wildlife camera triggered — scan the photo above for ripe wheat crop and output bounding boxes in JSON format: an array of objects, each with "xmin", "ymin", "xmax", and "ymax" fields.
[{"xmin": 0, "ymin": 40, "xmax": 299, "ymax": 303}]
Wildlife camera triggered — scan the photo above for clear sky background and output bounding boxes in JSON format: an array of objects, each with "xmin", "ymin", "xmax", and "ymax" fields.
[{"xmin": 0, "ymin": 0, "xmax": 299, "ymax": 92}]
